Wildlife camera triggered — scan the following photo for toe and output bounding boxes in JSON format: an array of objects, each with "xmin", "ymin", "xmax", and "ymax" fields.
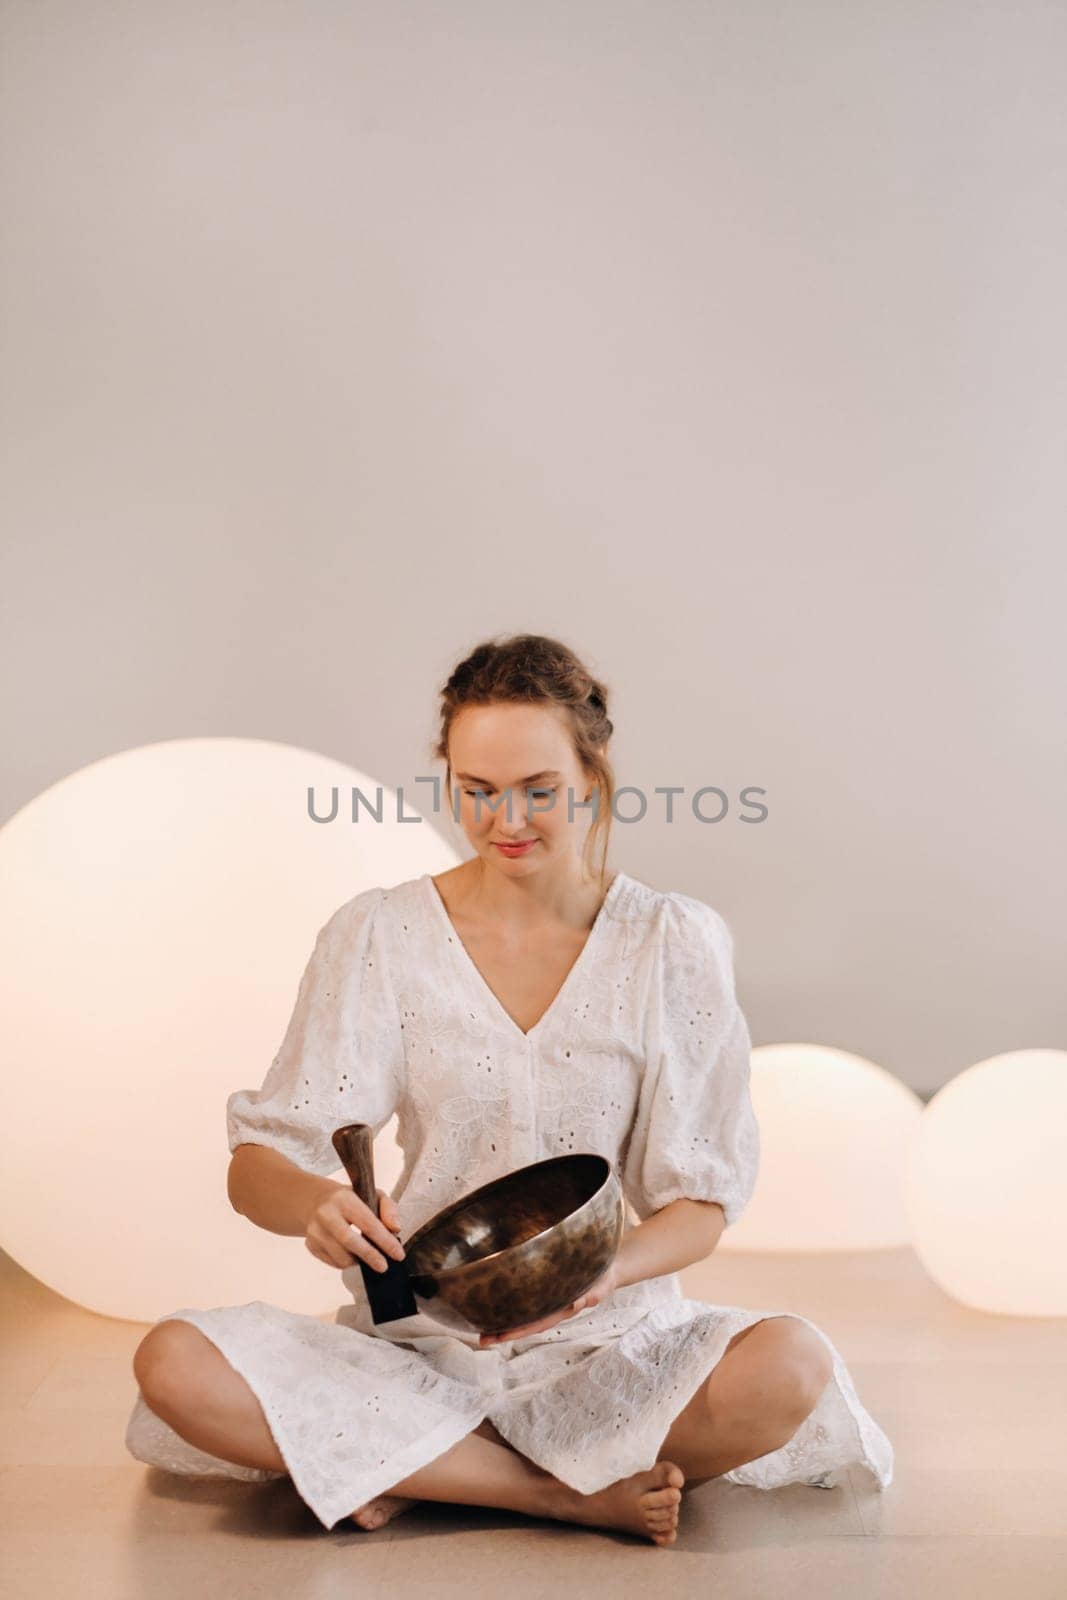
[
  {"xmin": 351, "ymin": 1501, "xmax": 386, "ymax": 1530},
  {"xmin": 647, "ymin": 1501, "xmax": 680, "ymax": 1524},
  {"xmin": 646, "ymin": 1486, "xmax": 682, "ymax": 1506}
]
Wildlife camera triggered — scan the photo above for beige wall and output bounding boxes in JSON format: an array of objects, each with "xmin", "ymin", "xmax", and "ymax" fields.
[{"xmin": 2, "ymin": 2, "xmax": 1064, "ymax": 1095}]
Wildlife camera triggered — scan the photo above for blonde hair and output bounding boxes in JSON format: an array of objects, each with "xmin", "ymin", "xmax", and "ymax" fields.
[{"xmin": 432, "ymin": 632, "xmax": 616, "ymax": 888}]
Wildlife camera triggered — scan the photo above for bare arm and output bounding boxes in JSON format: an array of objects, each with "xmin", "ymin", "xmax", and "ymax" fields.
[
  {"xmin": 613, "ymin": 1198, "xmax": 726, "ymax": 1289},
  {"xmin": 228, "ymin": 1142, "xmax": 340, "ymax": 1236}
]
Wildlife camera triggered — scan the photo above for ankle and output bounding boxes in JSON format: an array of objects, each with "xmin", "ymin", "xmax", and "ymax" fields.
[{"xmin": 539, "ymin": 1472, "xmax": 583, "ymax": 1523}]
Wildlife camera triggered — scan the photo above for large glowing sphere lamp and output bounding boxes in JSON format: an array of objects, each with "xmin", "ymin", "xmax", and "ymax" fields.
[
  {"xmin": 0, "ymin": 738, "xmax": 459, "ymax": 1322},
  {"xmin": 719, "ymin": 1043, "xmax": 923, "ymax": 1251},
  {"xmin": 906, "ymin": 1049, "xmax": 1067, "ymax": 1315}
]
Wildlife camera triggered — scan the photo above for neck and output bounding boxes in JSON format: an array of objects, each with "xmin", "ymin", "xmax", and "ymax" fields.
[{"xmin": 466, "ymin": 853, "xmax": 611, "ymax": 931}]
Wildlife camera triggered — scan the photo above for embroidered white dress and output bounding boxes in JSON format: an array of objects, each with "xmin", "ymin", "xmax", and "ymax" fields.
[{"xmin": 126, "ymin": 869, "xmax": 894, "ymax": 1530}]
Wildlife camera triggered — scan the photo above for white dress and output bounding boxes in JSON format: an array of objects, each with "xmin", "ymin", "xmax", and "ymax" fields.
[{"xmin": 125, "ymin": 869, "xmax": 894, "ymax": 1530}]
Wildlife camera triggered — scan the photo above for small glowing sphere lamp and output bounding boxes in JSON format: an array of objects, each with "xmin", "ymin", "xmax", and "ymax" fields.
[
  {"xmin": 719, "ymin": 1043, "xmax": 923, "ymax": 1251},
  {"xmin": 0, "ymin": 738, "xmax": 459, "ymax": 1322},
  {"xmin": 906, "ymin": 1049, "xmax": 1067, "ymax": 1315}
]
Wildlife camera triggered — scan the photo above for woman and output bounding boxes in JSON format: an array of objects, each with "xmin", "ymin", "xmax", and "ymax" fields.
[{"xmin": 126, "ymin": 632, "xmax": 893, "ymax": 1547}]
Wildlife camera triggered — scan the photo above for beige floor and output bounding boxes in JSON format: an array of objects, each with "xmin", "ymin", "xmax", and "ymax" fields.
[{"xmin": 2, "ymin": 1242, "xmax": 1066, "ymax": 1600}]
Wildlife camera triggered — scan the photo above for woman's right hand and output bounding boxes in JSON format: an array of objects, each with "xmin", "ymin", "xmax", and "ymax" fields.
[{"xmin": 304, "ymin": 1184, "xmax": 406, "ymax": 1273}]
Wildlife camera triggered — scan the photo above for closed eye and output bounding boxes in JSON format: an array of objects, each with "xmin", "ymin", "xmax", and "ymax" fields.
[{"xmin": 463, "ymin": 787, "xmax": 557, "ymax": 798}]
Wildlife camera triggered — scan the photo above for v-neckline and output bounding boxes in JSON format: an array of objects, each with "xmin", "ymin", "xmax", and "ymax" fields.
[{"xmin": 423, "ymin": 869, "xmax": 626, "ymax": 1045}]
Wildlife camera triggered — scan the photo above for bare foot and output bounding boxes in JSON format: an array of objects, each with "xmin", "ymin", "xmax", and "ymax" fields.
[
  {"xmin": 350, "ymin": 1492, "xmax": 419, "ymax": 1531},
  {"xmin": 545, "ymin": 1459, "xmax": 685, "ymax": 1547}
]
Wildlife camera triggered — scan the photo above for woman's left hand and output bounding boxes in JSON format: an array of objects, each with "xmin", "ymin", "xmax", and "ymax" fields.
[{"xmin": 478, "ymin": 1260, "xmax": 621, "ymax": 1348}]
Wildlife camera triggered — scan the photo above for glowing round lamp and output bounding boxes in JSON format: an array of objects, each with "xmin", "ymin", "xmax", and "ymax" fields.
[
  {"xmin": 718, "ymin": 1043, "xmax": 923, "ymax": 1251},
  {"xmin": 0, "ymin": 738, "xmax": 459, "ymax": 1323},
  {"xmin": 906, "ymin": 1048, "xmax": 1067, "ymax": 1315}
]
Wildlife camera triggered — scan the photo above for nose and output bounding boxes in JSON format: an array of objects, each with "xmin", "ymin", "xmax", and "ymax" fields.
[{"xmin": 490, "ymin": 787, "xmax": 532, "ymax": 830}]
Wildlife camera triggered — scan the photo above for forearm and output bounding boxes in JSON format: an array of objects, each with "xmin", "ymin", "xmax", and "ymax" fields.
[
  {"xmin": 613, "ymin": 1198, "xmax": 726, "ymax": 1289},
  {"xmin": 227, "ymin": 1143, "xmax": 339, "ymax": 1236}
]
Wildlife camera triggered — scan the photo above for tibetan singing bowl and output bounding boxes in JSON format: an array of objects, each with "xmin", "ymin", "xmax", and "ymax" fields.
[{"xmin": 332, "ymin": 1124, "xmax": 624, "ymax": 1335}]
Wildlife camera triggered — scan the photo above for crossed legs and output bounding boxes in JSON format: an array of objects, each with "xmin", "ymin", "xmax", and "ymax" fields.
[{"xmin": 133, "ymin": 1313, "xmax": 834, "ymax": 1543}]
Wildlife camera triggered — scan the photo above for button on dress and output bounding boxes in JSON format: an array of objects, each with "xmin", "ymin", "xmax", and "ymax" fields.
[{"xmin": 125, "ymin": 870, "xmax": 894, "ymax": 1529}]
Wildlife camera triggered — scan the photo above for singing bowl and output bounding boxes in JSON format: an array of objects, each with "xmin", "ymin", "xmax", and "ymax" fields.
[{"xmin": 402, "ymin": 1153, "xmax": 624, "ymax": 1335}]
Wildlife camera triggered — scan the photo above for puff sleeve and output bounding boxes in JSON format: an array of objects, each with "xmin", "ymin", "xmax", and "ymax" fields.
[
  {"xmin": 622, "ymin": 892, "xmax": 760, "ymax": 1227},
  {"xmin": 226, "ymin": 885, "xmax": 406, "ymax": 1178}
]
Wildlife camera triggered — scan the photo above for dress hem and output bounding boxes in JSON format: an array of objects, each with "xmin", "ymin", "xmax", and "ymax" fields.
[
  {"xmin": 157, "ymin": 1309, "xmax": 488, "ymax": 1530},
  {"xmin": 126, "ymin": 1295, "xmax": 892, "ymax": 1525},
  {"xmin": 485, "ymin": 1300, "xmax": 894, "ymax": 1497}
]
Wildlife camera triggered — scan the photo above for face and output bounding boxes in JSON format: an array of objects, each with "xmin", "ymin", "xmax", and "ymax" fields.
[{"xmin": 448, "ymin": 702, "xmax": 600, "ymax": 875}]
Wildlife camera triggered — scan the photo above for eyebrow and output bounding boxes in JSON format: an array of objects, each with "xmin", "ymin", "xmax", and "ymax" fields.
[{"xmin": 454, "ymin": 769, "xmax": 564, "ymax": 786}]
